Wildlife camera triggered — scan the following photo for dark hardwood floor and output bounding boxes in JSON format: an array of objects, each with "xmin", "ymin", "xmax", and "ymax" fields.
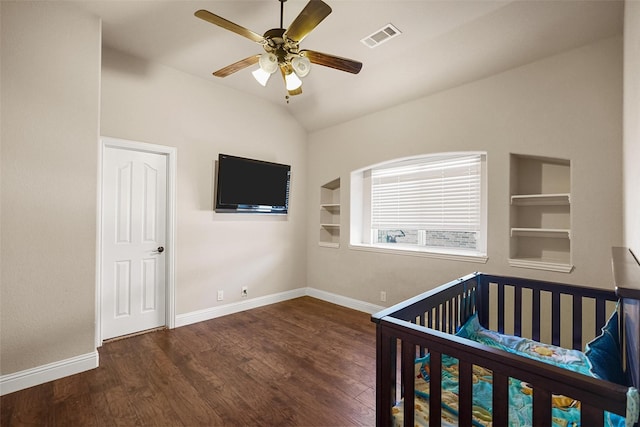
[{"xmin": 1, "ymin": 297, "xmax": 377, "ymax": 426}]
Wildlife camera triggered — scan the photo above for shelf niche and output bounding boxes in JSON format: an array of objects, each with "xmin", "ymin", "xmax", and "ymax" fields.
[
  {"xmin": 509, "ymin": 154, "xmax": 573, "ymax": 273},
  {"xmin": 319, "ymin": 178, "xmax": 340, "ymax": 248}
]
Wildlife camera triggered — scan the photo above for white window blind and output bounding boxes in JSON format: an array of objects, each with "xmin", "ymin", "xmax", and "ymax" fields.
[{"xmin": 371, "ymin": 154, "xmax": 482, "ymax": 232}]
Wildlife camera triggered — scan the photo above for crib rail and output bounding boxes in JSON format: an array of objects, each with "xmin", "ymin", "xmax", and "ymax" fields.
[
  {"xmin": 478, "ymin": 274, "xmax": 618, "ymax": 350},
  {"xmin": 379, "ymin": 317, "xmax": 629, "ymax": 427},
  {"xmin": 372, "ymin": 273, "xmax": 480, "ymax": 334},
  {"xmin": 371, "ymin": 272, "xmax": 624, "ymax": 427}
]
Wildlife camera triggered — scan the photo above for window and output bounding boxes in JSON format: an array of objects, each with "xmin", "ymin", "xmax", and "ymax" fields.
[{"xmin": 350, "ymin": 152, "xmax": 487, "ymax": 261}]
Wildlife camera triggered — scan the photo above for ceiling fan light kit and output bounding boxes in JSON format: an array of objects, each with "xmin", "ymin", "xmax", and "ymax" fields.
[
  {"xmin": 291, "ymin": 56, "xmax": 311, "ymax": 77},
  {"xmin": 258, "ymin": 53, "xmax": 279, "ymax": 74},
  {"xmin": 251, "ymin": 67, "xmax": 272, "ymax": 87},
  {"xmin": 286, "ymin": 72, "xmax": 303, "ymax": 91},
  {"xmin": 195, "ymin": 0, "xmax": 362, "ymax": 99}
]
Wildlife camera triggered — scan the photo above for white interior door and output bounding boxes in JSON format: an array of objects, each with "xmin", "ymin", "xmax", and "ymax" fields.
[{"xmin": 101, "ymin": 146, "xmax": 167, "ymax": 340}]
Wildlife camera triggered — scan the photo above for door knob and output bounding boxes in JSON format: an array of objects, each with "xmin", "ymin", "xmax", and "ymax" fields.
[{"xmin": 154, "ymin": 246, "xmax": 165, "ymax": 254}]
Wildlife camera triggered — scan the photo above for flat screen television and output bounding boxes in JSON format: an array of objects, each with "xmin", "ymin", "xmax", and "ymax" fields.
[{"xmin": 215, "ymin": 154, "xmax": 291, "ymax": 214}]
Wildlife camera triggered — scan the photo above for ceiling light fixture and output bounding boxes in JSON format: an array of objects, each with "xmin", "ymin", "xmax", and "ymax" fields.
[
  {"xmin": 252, "ymin": 53, "xmax": 278, "ymax": 86},
  {"xmin": 253, "ymin": 52, "xmax": 309, "ymax": 90},
  {"xmin": 196, "ymin": 0, "xmax": 362, "ymax": 99},
  {"xmin": 259, "ymin": 53, "xmax": 278, "ymax": 73},
  {"xmin": 283, "ymin": 66, "xmax": 303, "ymax": 91},
  {"xmin": 252, "ymin": 67, "xmax": 272, "ymax": 86},
  {"xmin": 291, "ymin": 56, "xmax": 311, "ymax": 78}
]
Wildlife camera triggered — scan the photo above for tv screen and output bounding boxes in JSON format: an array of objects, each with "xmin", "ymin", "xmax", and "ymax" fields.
[{"xmin": 215, "ymin": 154, "xmax": 291, "ymax": 214}]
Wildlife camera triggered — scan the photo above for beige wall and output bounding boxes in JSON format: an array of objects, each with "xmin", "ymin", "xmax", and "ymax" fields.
[
  {"xmin": 1, "ymin": 2, "xmax": 101, "ymax": 374},
  {"xmin": 624, "ymin": 1, "xmax": 640, "ymax": 254},
  {"xmin": 100, "ymin": 48, "xmax": 308, "ymax": 315},
  {"xmin": 307, "ymin": 36, "xmax": 623, "ymax": 306}
]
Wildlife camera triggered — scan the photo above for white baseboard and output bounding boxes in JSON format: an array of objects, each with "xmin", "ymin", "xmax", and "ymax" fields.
[
  {"xmin": 1, "ymin": 288, "xmax": 383, "ymax": 395},
  {"xmin": 175, "ymin": 288, "xmax": 307, "ymax": 327},
  {"xmin": 175, "ymin": 287, "xmax": 385, "ymax": 328},
  {"xmin": 0, "ymin": 351, "xmax": 99, "ymax": 396},
  {"xmin": 305, "ymin": 287, "xmax": 386, "ymax": 314}
]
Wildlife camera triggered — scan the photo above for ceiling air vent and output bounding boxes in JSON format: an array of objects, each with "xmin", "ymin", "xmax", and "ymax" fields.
[{"xmin": 361, "ymin": 24, "xmax": 401, "ymax": 48}]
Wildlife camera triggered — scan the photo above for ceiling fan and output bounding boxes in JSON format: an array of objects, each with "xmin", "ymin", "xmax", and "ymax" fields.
[{"xmin": 195, "ymin": 0, "xmax": 362, "ymax": 98}]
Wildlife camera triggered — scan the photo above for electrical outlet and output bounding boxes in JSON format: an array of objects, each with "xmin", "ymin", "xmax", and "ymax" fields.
[
  {"xmin": 241, "ymin": 286, "xmax": 248, "ymax": 297},
  {"xmin": 380, "ymin": 291, "xmax": 387, "ymax": 302},
  {"xmin": 217, "ymin": 290, "xmax": 224, "ymax": 301}
]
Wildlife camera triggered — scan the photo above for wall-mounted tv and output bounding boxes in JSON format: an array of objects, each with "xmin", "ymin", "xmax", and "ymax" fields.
[{"xmin": 215, "ymin": 154, "xmax": 291, "ymax": 214}]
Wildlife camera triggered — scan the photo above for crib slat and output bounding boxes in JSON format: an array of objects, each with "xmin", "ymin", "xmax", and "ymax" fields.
[
  {"xmin": 514, "ymin": 286, "xmax": 522, "ymax": 336},
  {"xmin": 458, "ymin": 361, "xmax": 473, "ymax": 426},
  {"xmin": 451, "ymin": 299, "xmax": 455, "ymax": 333},
  {"xmin": 376, "ymin": 330, "xmax": 394, "ymax": 427},
  {"xmin": 477, "ymin": 275, "xmax": 489, "ymax": 327},
  {"xmin": 492, "ymin": 372, "xmax": 509, "ymax": 426},
  {"xmin": 533, "ymin": 387, "xmax": 552, "ymax": 426},
  {"xmin": 418, "ymin": 314, "xmax": 427, "ymax": 357},
  {"xmin": 402, "ymin": 341, "xmax": 415, "ymax": 427},
  {"xmin": 454, "ymin": 295, "xmax": 459, "ymax": 332},
  {"xmin": 429, "ymin": 351, "xmax": 442, "ymax": 427},
  {"xmin": 552, "ymin": 292, "xmax": 561, "ymax": 346},
  {"xmin": 532, "ymin": 289, "xmax": 541, "ymax": 342},
  {"xmin": 451, "ymin": 298, "xmax": 456, "ymax": 333},
  {"xmin": 497, "ymin": 283, "xmax": 505, "ymax": 333},
  {"xmin": 442, "ymin": 300, "xmax": 447, "ymax": 333},
  {"xmin": 595, "ymin": 297, "xmax": 606, "ymax": 335},
  {"xmin": 572, "ymin": 295, "xmax": 582, "ymax": 350},
  {"xmin": 471, "ymin": 285, "xmax": 477, "ymax": 319},
  {"xmin": 581, "ymin": 405, "xmax": 605, "ymax": 427}
]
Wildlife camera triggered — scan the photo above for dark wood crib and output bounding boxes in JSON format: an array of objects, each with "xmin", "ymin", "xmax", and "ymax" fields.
[{"xmin": 372, "ymin": 247, "xmax": 640, "ymax": 427}]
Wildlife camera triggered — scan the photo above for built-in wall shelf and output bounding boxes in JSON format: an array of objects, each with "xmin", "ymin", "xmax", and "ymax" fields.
[
  {"xmin": 319, "ymin": 178, "xmax": 340, "ymax": 247},
  {"xmin": 509, "ymin": 155, "xmax": 573, "ymax": 272},
  {"xmin": 318, "ymin": 241, "xmax": 340, "ymax": 248},
  {"xmin": 510, "ymin": 228, "xmax": 571, "ymax": 239},
  {"xmin": 508, "ymin": 257, "xmax": 574, "ymax": 273},
  {"xmin": 320, "ymin": 203, "xmax": 341, "ymax": 211},
  {"xmin": 510, "ymin": 193, "xmax": 570, "ymax": 206}
]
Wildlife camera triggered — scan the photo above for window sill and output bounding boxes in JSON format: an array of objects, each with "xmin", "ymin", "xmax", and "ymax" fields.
[{"xmin": 348, "ymin": 243, "xmax": 488, "ymax": 263}]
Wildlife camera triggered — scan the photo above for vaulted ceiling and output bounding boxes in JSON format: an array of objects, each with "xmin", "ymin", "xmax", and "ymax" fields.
[{"xmin": 75, "ymin": 0, "xmax": 623, "ymax": 132}]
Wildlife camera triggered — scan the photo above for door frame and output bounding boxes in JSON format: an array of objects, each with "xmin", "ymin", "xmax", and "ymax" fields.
[{"xmin": 96, "ymin": 136, "xmax": 177, "ymax": 347}]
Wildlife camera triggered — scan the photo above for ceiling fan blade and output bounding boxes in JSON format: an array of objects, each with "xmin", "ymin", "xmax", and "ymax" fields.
[
  {"xmin": 300, "ymin": 50, "xmax": 363, "ymax": 74},
  {"xmin": 195, "ymin": 10, "xmax": 265, "ymax": 44},
  {"xmin": 284, "ymin": 0, "xmax": 332, "ymax": 43},
  {"xmin": 213, "ymin": 55, "xmax": 261, "ymax": 78}
]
